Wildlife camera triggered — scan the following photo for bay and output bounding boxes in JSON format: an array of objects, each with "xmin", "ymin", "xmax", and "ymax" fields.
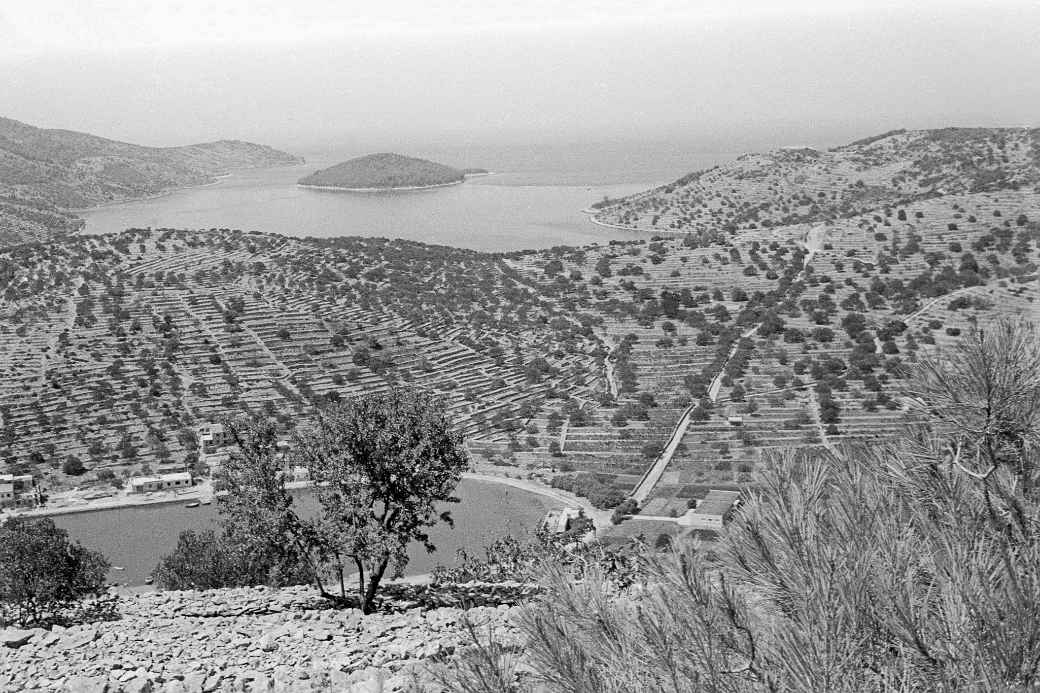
[
  {"xmin": 80, "ymin": 145, "xmax": 734, "ymax": 252},
  {"xmin": 52, "ymin": 479, "xmax": 555, "ymax": 587}
]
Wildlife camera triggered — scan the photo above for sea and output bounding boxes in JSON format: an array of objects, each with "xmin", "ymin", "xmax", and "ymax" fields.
[
  {"xmin": 53, "ymin": 479, "xmax": 556, "ymax": 587},
  {"xmin": 80, "ymin": 141, "xmax": 736, "ymax": 252}
]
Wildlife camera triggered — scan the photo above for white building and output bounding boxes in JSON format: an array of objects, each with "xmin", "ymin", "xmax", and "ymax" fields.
[
  {"xmin": 679, "ymin": 489, "xmax": 740, "ymax": 530},
  {"xmin": 196, "ymin": 423, "xmax": 227, "ymax": 455},
  {"xmin": 0, "ymin": 474, "xmax": 36, "ymax": 507},
  {"xmin": 540, "ymin": 507, "xmax": 585, "ymax": 534},
  {"xmin": 129, "ymin": 472, "xmax": 193, "ymax": 494}
]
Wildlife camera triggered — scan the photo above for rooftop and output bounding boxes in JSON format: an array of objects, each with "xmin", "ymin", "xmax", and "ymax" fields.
[{"xmin": 694, "ymin": 489, "xmax": 740, "ymax": 517}]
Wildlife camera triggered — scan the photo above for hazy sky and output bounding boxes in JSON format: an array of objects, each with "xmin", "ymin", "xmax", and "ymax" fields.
[{"xmin": 1, "ymin": 1, "xmax": 1038, "ymax": 152}]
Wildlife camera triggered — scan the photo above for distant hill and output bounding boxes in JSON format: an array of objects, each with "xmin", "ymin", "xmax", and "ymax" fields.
[
  {"xmin": 0, "ymin": 116, "xmax": 302, "ymax": 246},
  {"xmin": 299, "ymin": 153, "xmax": 482, "ymax": 190},
  {"xmin": 592, "ymin": 127, "xmax": 1040, "ymax": 234}
]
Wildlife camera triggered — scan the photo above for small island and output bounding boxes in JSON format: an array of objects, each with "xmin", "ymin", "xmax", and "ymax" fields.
[{"xmin": 298, "ymin": 152, "xmax": 487, "ymax": 191}]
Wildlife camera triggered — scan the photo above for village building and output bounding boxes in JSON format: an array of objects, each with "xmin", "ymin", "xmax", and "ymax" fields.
[
  {"xmin": 128, "ymin": 472, "xmax": 193, "ymax": 494},
  {"xmin": 540, "ymin": 506, "xmax": 585, "ymax": 534},
  {"xmin": 196, "ymin": 422, "xmax": 228, "ymax": 455},
  {"xmin": 0, "ymin": 473, "xmax": 37, "ymax": 507},
  {"xmin": 279, "ymin": 465, "xmax": 309, "ymax": 483},
  {"xmin": 679, "ymin": 489, "xmax": 740, "ymax": 530}
]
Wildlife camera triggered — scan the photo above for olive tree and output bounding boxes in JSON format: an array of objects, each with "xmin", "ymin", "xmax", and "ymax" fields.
[
  {"xmin": 292, "ymin": 387, "xmax": 469, "ymax": 613},
  {"xmin": 160, "ymin": 417, "xmax": 320, "ymax": 592},
  {"xmin": 0, "ymin": 517, "xmax": 109, "ymax": 627}
]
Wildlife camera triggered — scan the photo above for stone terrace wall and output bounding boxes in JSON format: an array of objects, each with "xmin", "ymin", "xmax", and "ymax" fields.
[{"xmin": 1, "ymin": 583, "xmax": 535, "ymax": 693}]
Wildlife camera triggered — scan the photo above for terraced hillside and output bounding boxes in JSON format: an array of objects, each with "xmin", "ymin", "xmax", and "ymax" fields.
[
  {"xmin": 1, "ymin": 128, "xmax": 1038, "ymax": 516},
  {"xmin": 0, "ymin": 116, "xmax": 302, "ymax": 246}
]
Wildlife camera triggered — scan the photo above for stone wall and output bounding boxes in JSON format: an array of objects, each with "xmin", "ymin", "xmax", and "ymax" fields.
[{"xmin": 1, "ymin": 583, "xmax": 537, "ymax": 693}]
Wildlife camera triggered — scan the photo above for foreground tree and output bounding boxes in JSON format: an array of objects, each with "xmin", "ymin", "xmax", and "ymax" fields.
[
  {"xmin": 0, "ymin": 517, "xmax": 109, "ymax": 627},
  {"xmin": 911, "ymin": 317, "xmax": 1040, "ymax": 495},
  {"xmin": 156, "ymin": 388, "xmax": 469, "ymax": 614},
  {"xmin": 156, "ymin": 418, "xmax": 318, "ymax": 591},
  {"xmin": 292, "ymin": 387, "xmax": 469, "ymax": 613}
]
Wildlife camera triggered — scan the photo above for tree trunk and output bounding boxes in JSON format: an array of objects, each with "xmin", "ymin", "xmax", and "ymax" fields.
[{"xmin": 360, "ymin": 554, "xmax": 391, "ymax": 615}]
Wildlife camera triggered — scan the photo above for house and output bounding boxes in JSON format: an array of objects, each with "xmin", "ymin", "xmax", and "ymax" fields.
[
  {"xmin": 724, "ymin": 405, "xmax": 743, "ymax": 426},
  {"xmin": 196, "ymin": 423, "xmax": 227, "ymax": 455},
  {"xmin": 679, "ymin": 489, "xmax": 740, "ymax": 530},
  {"xmin": 129, "ymin": 472, "xmax": 193, "ymax": 494},
  {"xmin": 0, "ymin": 473, "xmax": 35, "ymax": 493},
  {"xmin": 0, "ymin": 474, "xmax": 37, "ymax": 507},
  {"xmin": 540, "ymin": 507, "xmax": 584, "ymax": 534},
  {"xmin": 278, "ymin": 465, "xmax": 309, "ymax": 483}
]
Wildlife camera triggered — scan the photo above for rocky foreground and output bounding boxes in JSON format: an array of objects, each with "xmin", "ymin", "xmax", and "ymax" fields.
[{"xmin": 0, "ymin": 583, "xmax": 537, "ymax": 693}]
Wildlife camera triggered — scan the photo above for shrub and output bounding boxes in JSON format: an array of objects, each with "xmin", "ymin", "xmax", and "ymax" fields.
[
  {"xmin": 62, "ymin": 455, "xmax": 86, "ymax": 476},
  {"xmin": 0, "ymin": 518, "xmax": 110, "ymax": 627},
  {"xmin": 471, "ymin": 323, "xmax": 1040, "ymax": 691},
  {"xmin": 611, "ymin": 499, "xmax": 639, "ymax": 525}
]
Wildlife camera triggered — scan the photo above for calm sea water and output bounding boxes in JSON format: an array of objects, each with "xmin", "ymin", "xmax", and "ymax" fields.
[
  {"xmin": 52, "ymin": 479, "xmax": 555, "ymax": 587},
  {"xmin": 80, "ymin": 143, "xmax": 734, "ymax": 252}
]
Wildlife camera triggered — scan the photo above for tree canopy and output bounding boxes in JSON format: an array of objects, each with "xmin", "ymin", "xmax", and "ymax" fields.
[{"xmin": 0, "ymin": 517, "xmax": 109, "ymax": 627}]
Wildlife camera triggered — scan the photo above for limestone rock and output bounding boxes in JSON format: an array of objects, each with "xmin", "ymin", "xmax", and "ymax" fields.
[
  {"xmin": 120, "ymin": 677, "xmax": 154, "ymax": 693},
  {"xmin": 1, "ymin": 628, "xmax": 41, "ymax": 648},
  {"xmin": 64, "ymin": 675, "xmax": 109, "ymax": 693}
]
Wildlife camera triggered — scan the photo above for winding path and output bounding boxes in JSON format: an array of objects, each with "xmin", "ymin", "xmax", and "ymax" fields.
[{"xmin": 630, "ymin": 325, "xmax": 757, "ymax": 504}]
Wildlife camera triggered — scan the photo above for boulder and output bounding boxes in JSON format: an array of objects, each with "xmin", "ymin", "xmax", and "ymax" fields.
[
  {"xmin": 1, "ymin": 627, "xmax": 41, "ymax": 648},
  {"xmin": 64, "ymin": 676, "xmax": 109, "ymax": 693},
  {"xmin": 57, "ymin": 627, "xmax": 99, "ymax": 651},
  {"xmin": 120, "ymin": 677, "xmax": 154, "ymax": 693}
]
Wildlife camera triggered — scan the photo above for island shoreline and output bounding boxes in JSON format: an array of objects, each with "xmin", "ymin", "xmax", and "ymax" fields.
[{"xmin": 297, "ymin": 179, "xmax": 466, "ymax": 193}]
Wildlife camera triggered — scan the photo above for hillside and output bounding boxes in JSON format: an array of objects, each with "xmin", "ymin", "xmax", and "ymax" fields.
[
  {"xmin": 0, "ymin": 116, "xmax": 303, "ymax": 247},
  {"xmin": 592, "ymin": 127, "xmax": 1040, "ymax": 233},
  {"xmin": 0, "ymin": 127, "xmax": 1038, "ymax": 527},
  {"xmin": 299, "ymin": 153, "xmax": 472, "ymax": 190}
]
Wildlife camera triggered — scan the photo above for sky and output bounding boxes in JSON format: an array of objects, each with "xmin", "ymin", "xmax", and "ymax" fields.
[{"xmin": 1, "ymin": 1, "xmax": 1039, "ymax": 153}]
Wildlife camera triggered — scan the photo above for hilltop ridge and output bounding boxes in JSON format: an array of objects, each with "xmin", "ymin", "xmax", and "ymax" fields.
[
  {"xmin": 0, "ymin": 116, "xmax": 303, "ymax": 247},
  {"xmin": 592, "ymin": 127, "xmax": 1040, "ymax": 234}
]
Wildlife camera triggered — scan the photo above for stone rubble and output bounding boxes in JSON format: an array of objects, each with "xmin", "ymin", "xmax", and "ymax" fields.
[{"xmin": 0, "ymin": 583, "xmax": 535, "ymax": 693}]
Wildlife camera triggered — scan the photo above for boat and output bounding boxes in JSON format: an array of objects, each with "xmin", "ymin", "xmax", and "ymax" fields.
[
  {"xmin": 144, "ymin": 576, "xmax": 154, "ymax": 585},
  {"xmin": 113, "ymin": 566, "xmax": 126, "ymax": 571},
  {"xmin": 185, "ymin": 502, "xmax": 200, "ymax": 508},
  {"xmin": 200, "ymin": 499, "xmax": 212, "ymax": 505}
]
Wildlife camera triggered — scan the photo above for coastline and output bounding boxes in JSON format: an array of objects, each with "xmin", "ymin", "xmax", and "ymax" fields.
[
  {"xmin": 67, "ymin": 176, "xmax": 232, "ymax": 213},
  {"xmin": 582, "ymin": 208, "xmax": 684, "ymax": 236},
  {"xmin": 5, "ymin": 472, "xmax": 607, "ymax": 534},
  {"xmin": 297, "ymin": 179, "xmax": 466, "ymax": 193},
  {"xmin": 4, "ymin": 482, "xmax": 217, "ymax": 518},
  {"xmin": 66, "ymin": 158, "xmax": 306, "ymax": 214}
]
